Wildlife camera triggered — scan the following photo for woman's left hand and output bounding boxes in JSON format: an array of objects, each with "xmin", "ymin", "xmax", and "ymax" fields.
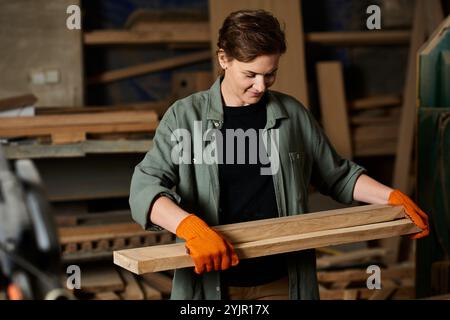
[{"xmin": 388, "ymin": 189, "xmax": 430, "ymax": 239}]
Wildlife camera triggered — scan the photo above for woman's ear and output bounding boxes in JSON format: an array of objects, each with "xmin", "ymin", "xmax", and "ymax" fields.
[{"xmin": 217, "ymin": 49, "xmax": 228, "ymax": 70}]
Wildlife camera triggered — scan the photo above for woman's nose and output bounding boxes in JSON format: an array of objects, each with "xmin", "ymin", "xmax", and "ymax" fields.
[{"xmin": 253, "ymin": 76, "xmax": 266, "ymax": 92}]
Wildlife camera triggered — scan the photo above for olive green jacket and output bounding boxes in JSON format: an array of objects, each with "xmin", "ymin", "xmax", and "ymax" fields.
[{"xmin": 129, "ymin": 77, "xmax": 365, "ymax": 300}]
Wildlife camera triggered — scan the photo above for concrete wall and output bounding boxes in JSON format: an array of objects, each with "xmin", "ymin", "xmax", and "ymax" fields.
[{"xmin": 0, "ymin": 0, "xmax": 83, "ymax": 106}]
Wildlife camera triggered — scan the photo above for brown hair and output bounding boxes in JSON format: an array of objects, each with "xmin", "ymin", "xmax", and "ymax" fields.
[{"xmin": 217, "ymin": 10, "xmax": 287, "ymax": 62}]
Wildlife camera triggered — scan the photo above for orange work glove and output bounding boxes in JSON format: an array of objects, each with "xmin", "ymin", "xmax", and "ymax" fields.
[
  {"xmin": 388, "ymin": 189, "xmax": 429, "ymax": 239},
  {"xmin": 176, "ymin": 214, "xmax": 239, "ymax": 274}
]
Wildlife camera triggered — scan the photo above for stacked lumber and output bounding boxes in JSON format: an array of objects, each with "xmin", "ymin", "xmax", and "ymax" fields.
[
  {"xmin": 351, "ymin": 103, "xmax": 402, "ymax": 157},
  {"xmin": 113, "ymin": 205, "xmax": 420, "ymax": 274},
  {"xmin": 59, "ymin": 222, "xmax": 175, "ymax": 262},
  {"xmin": 317, "ymin": 256, "xmax": 415, "ymax": 300},
  {"xmin": 0, "ymin": 110, "xmax": 159, "ymax": 144},
  {"xmin": 68, "ymin": 264, "xmax": 170, "ymax": 300},
  {"xmin": 0, "ymin": 94, "xmax": 37, "ymax": 113},
  {"xmin": 316, "ymin": 59, "xmax": 402, "ymax": 158}
]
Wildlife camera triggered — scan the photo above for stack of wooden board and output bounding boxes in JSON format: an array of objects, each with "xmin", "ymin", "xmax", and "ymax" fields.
[
  {"xmin": 113, "ymin": 205, "xmax": 420, "ymax": 275},
  {"xmin": 67, "ymin": 264, "xmax": 172, "ymax": 300},
  {"xmin": 316, "ymin": 248, "xmax": 415, "ymax": 300},
  {"xmin": 0, "ymin": 110, "xmax": 159, "ymax": 144},
  {"xmin": 59, "ymin": 222, "xmax": 175, "ymax": 262},
  {"xmin": 318, "ymin": 262, "xmax": 415, "ymax": 300},
  {"xmin": 316, "ymin": 61, "xmax": 402, "ymax": 158}
]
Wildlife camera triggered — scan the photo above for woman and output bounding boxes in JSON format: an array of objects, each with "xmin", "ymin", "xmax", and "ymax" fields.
[{"xmin": 129, "ymin": 10, "xmax": 429, "ymax": 300}]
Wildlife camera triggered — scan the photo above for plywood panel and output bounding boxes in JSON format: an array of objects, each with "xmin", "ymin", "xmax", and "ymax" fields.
[{"xmin": 316, "ymin": 61, "xmax": 353, "ymax": 159}]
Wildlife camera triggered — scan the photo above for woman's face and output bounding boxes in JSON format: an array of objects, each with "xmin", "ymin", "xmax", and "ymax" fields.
[{"xmin": 219, "ymin": 52, "xmax": 280, "ymax": 106}]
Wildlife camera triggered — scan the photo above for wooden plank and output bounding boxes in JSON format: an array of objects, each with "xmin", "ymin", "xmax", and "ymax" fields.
[
  {"xmin": 317, "ymin": 248, "xmax": 387, "ymax": 269},
  {"xmin": 58, "ymin": 222, "xmax": 169, "ymax": 245},
  {"xmin": 88, "ymin": 51, "xmax": 211, "ymax": 85},
  {"xmin": 343, "ymin": 290, "xmax": 359, "ymax": 300},
  {"xmin": 93, "ymin": 291, "xmax": 121, "ymax": 300},
  {"xmin": 0, "ymin": 94, "xmax": 37, "ymax": 112},
  {"xmin": 353, "ymin": 124, "xmax": 399, "ymax": 142},
  {"xmin": 387, "ymin": 0, "xmax": 427, "ymax": 266},
  {"xmin": 57, "ymin": 209, "xmax": 132, "ymax": 226},
  {"xmin": 368, "ymin": 287, "xmax": 397, "ymax": 300},
  {"xmin": 353, "ymin": 138, "xmax": 397, "ymax": 157},
  {"xmin": 36, "ymin": 101, "xmax": 171, "ymax": 117},
  {"xmin": 350, "ymin": 109, "xmax": 400, "ymax": 126},
  {"xmin": 317, "ymin": 262, "xmax": 414, "ymax": 282},
  {"xmin": 217, "ymin": 205, "xmax": 405, "ymax": 244},
  {"xmin": 305, "ymin": 31, "xmax": 410, "ymax": 46},
  {"xmin": 4, "ymin": 140, "xmax": 153, "ymax": 160},
  {"xmin": 84, "ymin": 23, "xmax": 210, "ymax": 45},
  {"xmin": 423, "ymin": 293, "xmax": 450, "ymax": 300},
  {"xmin": 208, "ymin": 0, "xmax": 309, "ymax": 105},
  {"xmin": 0, "ymin": 110, "xmax": 158, "ymax": 129},
  {"xmin": 114, "ymin": 207, "xmax": 420, "ymax": 274},
  {"xmin": 0, "ymin": 123, "xmax": 158, "ymax": 142},
  {"xmin": 316, "ymin": 61, "xmax": 352, "ymax": 159},
  {"xmin": 52, "ymin": 131, "xmax": 86, "ymax": 144},
  {"xmin": 393, "ymin": 0, "xmax": 427, "ymax": 193},
  {"xmin": 78, "ymin": 266, "xmax": 124, "ymax": 293},
  {"xmin": 0, "ymin": 110, "xmax": 158, "ymax": 141},
  {"xmin": 349, "ymin": 95, "xmax": 401, "ymax": 111},
  {"xmin": 320, "ymin": 286, "xmax": 413, "ymax": 300}
]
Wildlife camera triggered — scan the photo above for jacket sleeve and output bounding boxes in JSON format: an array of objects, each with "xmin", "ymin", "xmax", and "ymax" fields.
[
  {"xmin": 306, "ymin": 110, "xmax": 366, "ymax": 204},
  {"xmin": 129, "ymin": 106, "xmax": 182, "ymax": 231}
]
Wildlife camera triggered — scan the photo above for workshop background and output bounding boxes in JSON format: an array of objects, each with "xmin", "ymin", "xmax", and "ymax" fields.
[{"xmin": 0, "ymin": 0, "xmax": 449, "ymax": 300}]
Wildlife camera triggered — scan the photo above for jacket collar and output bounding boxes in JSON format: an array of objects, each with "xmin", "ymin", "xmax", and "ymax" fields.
[{"xmin": 207, "ymin": 76, "xmax": 289, "ymax": 129}]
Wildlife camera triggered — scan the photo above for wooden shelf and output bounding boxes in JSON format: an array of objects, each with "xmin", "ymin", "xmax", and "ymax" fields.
[
  {"xmin": 306, "ymin": 31, "xmax": 410, "ymax": 46},
  {"xmin": 4, "ymin": 139, "xmax": 153, "ymax": 160}
]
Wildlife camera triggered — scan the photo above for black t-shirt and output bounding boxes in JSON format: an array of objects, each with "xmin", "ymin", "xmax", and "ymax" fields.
[{"xmin": 218, "ymin": 95, "xmax": 287, "ymax": 287}]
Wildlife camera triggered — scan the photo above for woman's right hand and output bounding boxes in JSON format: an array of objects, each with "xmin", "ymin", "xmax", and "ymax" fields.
[{"xmin": 176, "ymin": 214, "xmax": 239, "ymax": 274}]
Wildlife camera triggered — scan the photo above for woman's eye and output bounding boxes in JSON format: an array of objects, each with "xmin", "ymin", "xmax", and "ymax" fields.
[{"xmin": 246, "ymin": 74, "xmax": 255, "ymax": 78}]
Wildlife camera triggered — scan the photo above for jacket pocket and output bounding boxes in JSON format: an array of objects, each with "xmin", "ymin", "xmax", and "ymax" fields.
[{"xmin": 289, "ymin": 151, "xmax": 307, "ymax": 205}]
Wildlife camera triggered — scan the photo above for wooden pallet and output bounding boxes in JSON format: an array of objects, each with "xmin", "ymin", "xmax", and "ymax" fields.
[{"xmin": 59, "ymin": 222, "xmax": 175, "ymax": 261}]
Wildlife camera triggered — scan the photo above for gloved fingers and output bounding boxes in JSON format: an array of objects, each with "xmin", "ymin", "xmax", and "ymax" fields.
[
  {"xmin": 403, "ymin": 203, "xmax": 428, "ymax": 230},
  {"xmin": 204, "ymin": 259, "xmax": 214, "ymax": 273},
  {"xmin": 410, "ymin": 227, "xmax": 429, "ymax": 239},
  {"xmin": 225, "ymin": 239, "xmax": 239, "ymax": 267},
  {"xmin": 399, "ymin": 193, "xmax": 429, "ymax": 221},
  {"xmin": 193, "ymin": 259, "xmax": 206, "ymax": 274},
  {"xmin": 404, "ymin": 210, "xmax": 427, "ymax": 230},
  {"xmin": 213, "ymin": 252, "xmax": 222, "ymax": 271},
  {"xmin": 220, "ymin": 248, "xmax": 231, "ymax": 270},
  {"xmin": 185, "ymin": 242, "xmax": 207, "ymax": 274}
]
